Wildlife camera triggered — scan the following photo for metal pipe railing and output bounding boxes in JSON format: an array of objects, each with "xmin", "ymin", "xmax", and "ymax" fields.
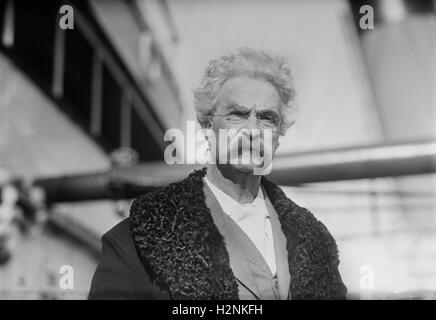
[{"xmin": 32, "ymin": 139, "xmax": 436, "ymax": 203}]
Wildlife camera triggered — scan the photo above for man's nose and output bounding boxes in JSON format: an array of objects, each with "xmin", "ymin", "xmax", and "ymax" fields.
[
  {"xmin": 243, "ymin": 113, "xmax": 259, "ymax": 130},
  {"xmin": 239, "ymin": 114, "xmax": 261, "ymax": 145}
]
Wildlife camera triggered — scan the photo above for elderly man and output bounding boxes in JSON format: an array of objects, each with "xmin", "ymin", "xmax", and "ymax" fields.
[{"xmin": 89, "ymin": 48, "xmax": 347, "ymax": 300}]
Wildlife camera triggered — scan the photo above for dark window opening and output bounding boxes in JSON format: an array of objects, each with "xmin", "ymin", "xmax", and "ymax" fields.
[
  {"xmin": 101, "ymin": 64, "xmax": 122, "ymax": 149},
  {"xmin": 63, "ymin": 26, "xmax": 93, "ymax": 125},
  {"xmin": 10, "ymin": 1, "xmax": 57, "ymax": 88},
  {"xmin": 0, "ymin": 2, "xmax": 5, "ymax": 38},
  {"xmin": 131, "ymin": 107, "xmax": 163, "ymax": 161}
]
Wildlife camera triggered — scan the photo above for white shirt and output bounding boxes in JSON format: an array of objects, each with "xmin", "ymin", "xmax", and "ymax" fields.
[{"xmin": 203, "ymin": 177, "xmax": 276, "ymax": 275}]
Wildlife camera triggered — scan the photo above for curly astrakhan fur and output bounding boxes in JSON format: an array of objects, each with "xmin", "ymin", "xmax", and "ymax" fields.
[{"xmin": 129, "ymin": 168, "xmax": 347, "ymax": 300}]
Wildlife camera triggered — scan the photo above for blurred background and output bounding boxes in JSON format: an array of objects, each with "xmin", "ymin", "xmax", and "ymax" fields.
[{"xmin": 0, "ymin": 0, "xmax": 435, "ymax": 299}]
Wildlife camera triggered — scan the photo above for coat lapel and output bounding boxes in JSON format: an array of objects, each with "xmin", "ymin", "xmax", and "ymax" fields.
[
  {"xmin": 129, "ymin": 168, "xmax": 239, "ymax": 300},
  {"xmin": 261, "ymin": 176, "xmax": 347, "ymax": 299},
  {"xmin": 203, "ymin": 182, "xmax": 275, "ymax": 276},
  {"xmin": 204, "ymin": 183, "xmax": 262, "ymax": 299},
  {"xmin": 265, "ymin": 195, "xmax": 291, "ymax": 299}
]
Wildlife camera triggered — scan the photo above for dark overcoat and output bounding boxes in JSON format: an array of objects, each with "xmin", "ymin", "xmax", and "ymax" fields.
[{"xmin": 89, "ymin": 168, "xmax": 347, "ymax": 299}]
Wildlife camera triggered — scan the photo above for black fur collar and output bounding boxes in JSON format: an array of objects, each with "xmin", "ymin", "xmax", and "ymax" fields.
[{"xmin": 129, "ymin": 168, "xmax": 346, "ymax": 299}]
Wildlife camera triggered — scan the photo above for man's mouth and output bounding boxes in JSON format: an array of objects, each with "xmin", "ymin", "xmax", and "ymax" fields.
[{"xmin": 236, "ymin": 143, "xmax": 264, "ymax": 156}]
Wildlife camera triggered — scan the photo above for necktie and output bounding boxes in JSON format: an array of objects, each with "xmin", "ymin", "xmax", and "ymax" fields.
[
  {"xmin": 264, "ymin": 215, "xmax": 276, "ymax": 275},
  {"xmin": 233, "ymin": 204, "xmax": 276, "ymax": 275}
]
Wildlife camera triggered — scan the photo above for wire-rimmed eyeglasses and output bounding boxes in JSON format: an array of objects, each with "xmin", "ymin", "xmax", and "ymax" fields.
[{"xmin": 213, "ymin": 109, "xmax": 281, "ymax": 134}]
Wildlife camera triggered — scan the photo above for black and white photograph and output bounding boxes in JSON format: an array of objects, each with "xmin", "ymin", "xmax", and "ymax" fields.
[{"xmin": 0, "ymin": 0, "xmax": 435, "ymax": 304}]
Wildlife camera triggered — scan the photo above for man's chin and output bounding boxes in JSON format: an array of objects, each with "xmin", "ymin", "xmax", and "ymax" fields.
[
  {"xmin": 228, "ymin": 161, "xmax": 265, "ymax": 174},
  {"xmin": 230, "ymin": 163, "xmax": 255, "ymax": 173}
]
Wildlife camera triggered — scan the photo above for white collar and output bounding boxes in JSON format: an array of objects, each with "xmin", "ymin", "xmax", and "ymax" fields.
[{"xmin": 203, "ymin": 177, "xmax": 269, "ymax": 220}]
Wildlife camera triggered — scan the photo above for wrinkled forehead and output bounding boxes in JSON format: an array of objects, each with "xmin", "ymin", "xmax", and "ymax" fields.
[{"xmin": 216, "ymin": 77, "xmax": 283, "ymax": 112}]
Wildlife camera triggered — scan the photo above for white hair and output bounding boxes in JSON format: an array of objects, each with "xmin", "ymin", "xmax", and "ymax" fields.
[{"xmin": 193, "ymin": 48, "xmax": 298, "ymax": 135}]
